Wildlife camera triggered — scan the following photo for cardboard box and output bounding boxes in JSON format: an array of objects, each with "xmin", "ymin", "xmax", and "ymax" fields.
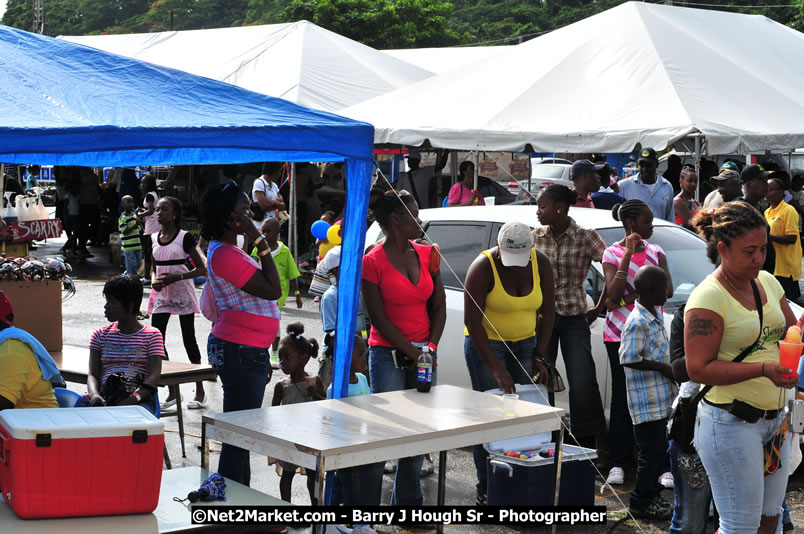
[{"xmin": 0, "ymin": 280, "xmax": 62, "ymax": 351}]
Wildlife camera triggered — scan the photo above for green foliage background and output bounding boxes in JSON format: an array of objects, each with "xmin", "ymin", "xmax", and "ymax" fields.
[{"xmin": 3, "ymin": 0, "xmax": 803, "ymax": 48}]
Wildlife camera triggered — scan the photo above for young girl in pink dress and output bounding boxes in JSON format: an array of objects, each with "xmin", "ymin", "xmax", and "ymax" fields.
[{"xmin": 148, "ymin": 196, "xmax": 207, "ymax": 410}]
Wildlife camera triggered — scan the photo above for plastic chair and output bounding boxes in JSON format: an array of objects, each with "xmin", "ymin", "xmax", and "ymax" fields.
[{"xmin": 53, "ymin": 387, "xmax": 82, "ymax": 408}]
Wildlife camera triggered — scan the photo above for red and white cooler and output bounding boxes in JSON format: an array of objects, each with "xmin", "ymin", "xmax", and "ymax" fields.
[{"xmin": 0, "ymin": 405, "xmax": 164, "ymax": 519}]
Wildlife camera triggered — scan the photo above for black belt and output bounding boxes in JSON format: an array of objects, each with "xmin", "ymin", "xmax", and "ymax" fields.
[
  {"xmin": 153, "ymin": 259, "xmax": 186, "ymax": 266},
  {"xmin": 703, "ymin": 398, "xmax": 781, "ymax": 422}
]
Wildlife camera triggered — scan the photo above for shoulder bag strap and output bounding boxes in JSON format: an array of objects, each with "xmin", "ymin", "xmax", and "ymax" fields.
[{"xmin": 692, "ymin": 278, "xmax": 763, "ymax": 404}]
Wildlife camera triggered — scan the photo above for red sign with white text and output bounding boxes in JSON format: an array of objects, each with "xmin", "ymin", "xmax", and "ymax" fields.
[{"xmin": 7, "ymin": 219, "xmax": 63, "ymax": 243}]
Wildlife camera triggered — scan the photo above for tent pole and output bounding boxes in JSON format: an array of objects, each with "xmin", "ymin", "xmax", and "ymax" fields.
[
  {"xmin": 473, "ymin": 151, "xmax": 479, "ymax": 190},
  {"xmin": 694, "ymin": 136, "xmax": 702, "ymax": 202},
  {"xmin": 789, "ymin": 151, "xmax": 793, "ymax": 172},
  {"xmin": 290, "ymin": 163, "xmax": 297, "ymax": 261},
  {"xmin": 0, "ymin": 164, "xmax": 4, "ymax": 208},
  {"xmin": 189, "ymin": 166, "xmax": 194, "ymax": 211}
]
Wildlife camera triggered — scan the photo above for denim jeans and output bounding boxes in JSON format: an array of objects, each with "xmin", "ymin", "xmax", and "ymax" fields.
[
  {"xmin": 368, "ymin": 344, "xmax": 437, "ymax": 505},
  {"xmin": 630, "ymin": 418, "xmax": 669, "ymax": 509},
  {"xmin": 207, "ymin": 334, "xmax": 272, "ymax": 487},
  {"xmin": 694, "ymin": 401, "xmax": 790, "ymax": 534},
  {"xmin": 545, "ymin": 314, "xmax": 606, "ymax": 436},
  {"xmin": 605, "ymin": 340, "xmax": 634, "ymax": 468},
  {"xmin": 334, "ymin": 463, "xmax": 385, "ymax": 506},
  {"xmin": 668, "ymin": 439, "xmax": 714, "ymax": 534},
  {"xmin": 464, "ymin": 335, "xmax": 534, "ymax": 494},
  {"xmin": 122, "ymin": 249, "xmax": 142, "ymax": 277}
]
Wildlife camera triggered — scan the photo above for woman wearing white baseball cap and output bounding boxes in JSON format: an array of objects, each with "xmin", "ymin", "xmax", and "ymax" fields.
[{"xmin": 463, "ymin": 220, "xmax": 555, "ymax": 504}]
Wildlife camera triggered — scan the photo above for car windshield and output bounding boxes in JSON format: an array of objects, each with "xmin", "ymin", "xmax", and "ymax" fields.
[
  {"xmin": 596, "ymin": 226, "xmax": 714, "ymax": 310},
  {"xmin": 531, "ymin": 165, "xmax": 567, "ymax": 179}
]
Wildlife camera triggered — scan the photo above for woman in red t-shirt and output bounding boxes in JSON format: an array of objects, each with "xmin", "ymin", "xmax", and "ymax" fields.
[{"xmin": 362, "ymin": 189, "xmax": 446, "ymax": 505}]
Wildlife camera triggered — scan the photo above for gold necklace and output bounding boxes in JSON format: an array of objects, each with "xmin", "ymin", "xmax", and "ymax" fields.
[{"xmin": 721, "ymin": 269, "xmax": 753, "ymax": 304}]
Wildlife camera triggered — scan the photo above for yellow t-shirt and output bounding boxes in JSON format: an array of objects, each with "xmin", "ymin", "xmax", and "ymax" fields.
[
  {"xmin": 685, "ymin": 270, "xmax": 787, "ymax": 410},
  {"xmin": 463, "ymin": 248, "xmax": 543, "ymax": 342},
  {"xmin": 0, "ymin": 339, "xmax": 58, "ymax": 409},
  {"xmin": 765, "ymin": 200, "xmax": 802, "ymax": 280}
]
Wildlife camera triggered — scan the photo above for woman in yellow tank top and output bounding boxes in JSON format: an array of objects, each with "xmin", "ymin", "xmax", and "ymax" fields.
[{"xmin": 463, "ymin": 221, "xmax": 555, "ymax": 505}]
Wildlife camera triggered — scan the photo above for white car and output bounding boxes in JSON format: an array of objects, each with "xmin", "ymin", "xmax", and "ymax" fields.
[
  {"xmin": 507, "ymin": 163, "xmax": 573, "ymax": 202},
  {"xmin": 365, "ymin": 205, "xmax": 801, "ymax": 418}
]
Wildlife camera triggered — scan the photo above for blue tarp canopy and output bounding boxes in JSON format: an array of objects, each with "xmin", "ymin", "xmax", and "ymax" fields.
[{"xmin": 0, "ymin": 24, "xmax": 372, "ymax": 399}]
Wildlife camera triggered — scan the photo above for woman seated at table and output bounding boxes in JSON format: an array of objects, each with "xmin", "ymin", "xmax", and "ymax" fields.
[
  {"xmin": 87, "ymin": 275, "xmax": 162, "ymax": 414},
  {"xmin": 0, "ymin": 290, "xmax": 60, "ymax": 409}
]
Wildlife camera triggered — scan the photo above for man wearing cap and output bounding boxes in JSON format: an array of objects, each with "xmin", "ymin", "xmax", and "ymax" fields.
[
  {"xmin": 738, "ymin": 164, "xmax": 775, "ymax": 274},
  {"xmin": 397, "ymin": 150, "xmax": 448, "ymax": 210},
  {"xmin": 570, "ymin": 160, "xmax": 603, "ymax": 208},
  {"xmin": 617, "ymin": 148, "xmax": 675, "ymax": 223},
  {"xmin": 703, "ymin": 169, "xmax": 742, "ymax": 209},
  {"xmin": 0, "ymin": 291, "xmax": 60, "ymax": 409}
]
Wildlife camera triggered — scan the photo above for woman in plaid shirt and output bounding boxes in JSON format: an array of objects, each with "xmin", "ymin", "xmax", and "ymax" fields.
[{"xmin": 533, "ymin": 185, "xmax": 608, "ymax": 458}]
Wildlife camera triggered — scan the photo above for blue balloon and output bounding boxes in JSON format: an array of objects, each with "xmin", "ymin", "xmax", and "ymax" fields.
[{"xmin": 311, "ymin": 220, "xmax": 330, "ymax": 239}]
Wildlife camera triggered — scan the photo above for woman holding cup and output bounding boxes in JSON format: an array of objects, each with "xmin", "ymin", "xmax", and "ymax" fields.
[{"xmin": 685, "ymin": 201, "xmax": 799, "ymax": 534}]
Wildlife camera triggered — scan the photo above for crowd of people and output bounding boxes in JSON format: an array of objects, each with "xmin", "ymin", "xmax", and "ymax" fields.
[{"xmin": 1, "ymin": 151, "xmax": 804, "ymax": 533}]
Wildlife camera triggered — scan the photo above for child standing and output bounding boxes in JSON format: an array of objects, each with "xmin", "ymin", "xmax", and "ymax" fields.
[
  {"xmin": 251, "ymin": 217, "xmax": 303, "ymax": 367},
  {"xmin": 119, "ymin": 195, "xmax": 142, "ymax": 277},
  {"xmin": 272, "ymin": 323, "xmax": 325, "ymax": 504},
  {"xmin": 148, "ymin": 197, "xmax": 207, "ymax": 410},
  {"xmin": 327, "ymin": 334, "xmax": 384, "ymax": 506},
  {"xmin": 619, "ymin": 264, "xmax": 678, "ymax": 519}
]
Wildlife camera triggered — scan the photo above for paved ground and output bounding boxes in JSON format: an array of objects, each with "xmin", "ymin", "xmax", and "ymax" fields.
[{"xmin": 34, "ymin": 234, "xmax": 804, "ymax": 533}]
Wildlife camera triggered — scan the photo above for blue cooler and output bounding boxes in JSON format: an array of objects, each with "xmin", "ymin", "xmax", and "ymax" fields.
[{"xmin": 483, "ymin": 385, "xmax": 597, "ymax": 506}]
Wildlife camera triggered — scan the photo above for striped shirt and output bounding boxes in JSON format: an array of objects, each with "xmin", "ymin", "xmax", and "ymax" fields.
[
  {"xmin": 89, "ymin": 323, "xmax": 164, "ymax": 384},
  {"xmin": 617, "ymin": 173, "xmax": 675, "ymax": 223},
  {"xmin": 619, "ymin": 302, "xmax": 677, "ymax": 424},
  {"xmin": 602, "ymin": 241, "xmax": 665, "ymax": 341},
  {"xmin": 118, "ymin": 212, "xmax": 141, "ymax": 252}
]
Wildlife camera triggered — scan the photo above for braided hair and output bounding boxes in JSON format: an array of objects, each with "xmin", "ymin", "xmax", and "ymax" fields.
[
  {"xmin": 679, "ymin": 165, "xmax": 696, "ymax": 180},
  {"xmin": 612, "ymin": 199, "xmax": 650, "ymax": 227},
  {"xmin": 281, "ymin": 322, "xmax": 319, "ymax": 361},
  {"xmin": 539, "ymin": 184, "xmax": 577, "ymax": 208},
  {"xmin": 690, "ymin": 201, "xmax": 767, "ymax": 264}
]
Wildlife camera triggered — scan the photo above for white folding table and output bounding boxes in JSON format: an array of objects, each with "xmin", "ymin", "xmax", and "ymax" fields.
[{"xmin": 201, "ymin": 385, "xmax": 566, "ymax": 534}]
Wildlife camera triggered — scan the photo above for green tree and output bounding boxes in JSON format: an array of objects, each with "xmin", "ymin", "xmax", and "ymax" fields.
[{"xmin": 282, "ymin": 0, "xmax": 466, "ymax": 48}]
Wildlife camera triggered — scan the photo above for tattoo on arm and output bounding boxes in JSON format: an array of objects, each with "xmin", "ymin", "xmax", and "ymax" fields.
[{"xmin": 687, "ymin": 313, "xmax": 716, "ymax": 340}]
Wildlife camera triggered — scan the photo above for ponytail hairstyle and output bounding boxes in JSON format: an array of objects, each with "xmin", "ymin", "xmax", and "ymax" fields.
[
  {"xmin": 368, "ymin": 189, "xmax": 416, "ymax": 229},
  {"xmin": 281, "ymin": 322, "xmax": 319, "ymax": 361},
  {"xmin": 539, "ymin": 184, "xmax": 577, "ymax": 208},
  {"xmin": 690, "ymin": 201, "xmax": 767, "ymax": 265},
  {"xmin": 612, "ymin": 199, "xmax": 650, "ymax": 227}
]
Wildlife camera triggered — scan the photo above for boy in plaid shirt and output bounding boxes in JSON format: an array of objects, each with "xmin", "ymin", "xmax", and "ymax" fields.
[
  {"xmin": 118, "ymin": 195, "xmax": 142, "ymax": 277},
  {"xmin": 619, "ymin": 264, "xmax": 678, "ymax": 519}
]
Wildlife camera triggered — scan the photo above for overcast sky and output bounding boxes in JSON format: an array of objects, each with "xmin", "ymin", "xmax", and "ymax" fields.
[{"xmin": 0, "ymin": 1, "xmax": 6, "ymax": 20}]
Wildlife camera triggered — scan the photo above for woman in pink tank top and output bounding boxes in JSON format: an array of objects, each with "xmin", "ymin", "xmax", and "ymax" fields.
[{"xmin": 601, "ymin": 199, "xmax": 673, "ymax": 484}]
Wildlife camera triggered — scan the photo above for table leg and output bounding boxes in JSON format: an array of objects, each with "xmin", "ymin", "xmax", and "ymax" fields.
[
  {"xmin": 163, "ymin": 444, "xmax": 172, "ymax": 470},
  {"xmin": 437, "ymin": 451, "xmax": 447, "ymax": 534},
  {"xmin": 201, "ymin": 421, "xmax": 209, "ymax": 470},
  {"xmin": 551, "ymin": 417, "xmax": 566, "ymax": 534},
  {"xmin": 313, "ymin": 456, "xmax": 325, "ymax": 534},
  {"xmin": 172, "ymin": 384, "xmax": 186, "ymax": 458}
]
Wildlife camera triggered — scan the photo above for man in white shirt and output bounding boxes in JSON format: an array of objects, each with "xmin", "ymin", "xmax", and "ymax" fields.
[
  {"xmin": 396, "ymin": 150, "xmax": 448, "ymax": 209},
  {"xmin": 251, "ymin": 162, "xmax": 286, "ymax": 229}
]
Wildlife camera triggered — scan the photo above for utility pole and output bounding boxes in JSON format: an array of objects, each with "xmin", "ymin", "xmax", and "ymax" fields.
[{"xmin": 33, "ymin": 0, "xmax": 44, "ymax": 34}]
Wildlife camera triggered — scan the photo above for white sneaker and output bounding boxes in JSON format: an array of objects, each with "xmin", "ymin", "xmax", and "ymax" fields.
[
  {"xmin": 606, "ymin": 466, "xmax": 625, "ymax": 485},
  {"xmin": 659, "ymin": 471, "xmax": 674, "ymax": 489}
]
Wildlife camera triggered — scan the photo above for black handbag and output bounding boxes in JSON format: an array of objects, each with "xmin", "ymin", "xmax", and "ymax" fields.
[
  {"xmin": 668, "ymin": 278, "xmax": 762, "ymax": 454},
  {"xmin": 250, "ymin": 177, "xmax": 268, "ymax": 221}
]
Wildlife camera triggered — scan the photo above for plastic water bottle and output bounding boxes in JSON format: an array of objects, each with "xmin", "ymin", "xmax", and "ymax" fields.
[{"xmin": 417, "ymin": 346, "xmax": 433, "ymax": 393}]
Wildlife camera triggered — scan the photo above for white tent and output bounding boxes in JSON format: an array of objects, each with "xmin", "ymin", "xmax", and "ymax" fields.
[
  {"xmin": 60, "ymin": 21, "xmax": 434, "ymax": 112},
  {"xmin": 343, "ymin": 2, "xmax": 804, "ymax": 155},
  {"xmin": 382, "ymin": 45, "xmax": 511, "ymax": 74}
]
